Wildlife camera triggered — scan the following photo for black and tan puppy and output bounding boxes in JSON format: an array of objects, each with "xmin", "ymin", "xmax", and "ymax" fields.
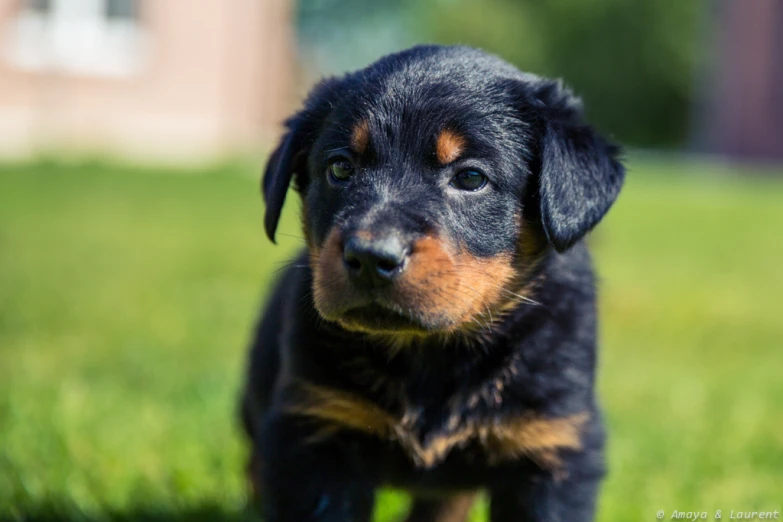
[{"xmin": 240, "ymin": 45, "xmax": 624, "ymax": 522}]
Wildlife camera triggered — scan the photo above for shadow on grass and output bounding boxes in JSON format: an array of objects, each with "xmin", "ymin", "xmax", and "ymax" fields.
[{"xmin": 1, "ymin": 502, "xmax": 260, "ymax": 522}]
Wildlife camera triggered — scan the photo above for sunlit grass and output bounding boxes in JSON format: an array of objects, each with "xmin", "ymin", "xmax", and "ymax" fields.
[{"xmin": 1, "ymin": 157, "xmax": 781, "ymax": 521}]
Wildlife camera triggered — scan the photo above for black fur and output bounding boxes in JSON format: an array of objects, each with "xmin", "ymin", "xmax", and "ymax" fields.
[{"xmin": 241, "ymin": 45, "xmax": 624, "ymax": 522}]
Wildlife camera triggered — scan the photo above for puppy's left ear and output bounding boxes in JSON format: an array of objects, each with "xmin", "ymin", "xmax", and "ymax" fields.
[
  {"xmin": 533, "ymin": 81, "xmax": 625, "ymax": 252},
  {"xmin": 263, "ymin": 77, "xmax": 344, "ymax": 243}
]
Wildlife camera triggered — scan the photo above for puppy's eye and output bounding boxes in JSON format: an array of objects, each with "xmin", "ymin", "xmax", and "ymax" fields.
[
  {"xmin": 450, "ymin": 170, "xmax": 487, "ymax": 191},
  {"xmin": 327, "ymin": 158, "xmax": 355, "ymax": 183}
]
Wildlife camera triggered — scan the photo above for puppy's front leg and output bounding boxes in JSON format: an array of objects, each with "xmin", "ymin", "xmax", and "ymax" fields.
[
  {"xmin": 489, "ymin": 453, "xmax": 604, "ymax": 522},
  {"xmin": 258, "ymin": 413, "xmax": 375, "ymax": 522}
]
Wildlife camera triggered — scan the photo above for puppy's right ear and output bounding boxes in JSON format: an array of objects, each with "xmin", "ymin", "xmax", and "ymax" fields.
[
  {"xmin": 262, "ymin": 124, "xmax": 304, "ymax": 243},
  {"xmin": 262, "ymin": 77, "xmax": 343, "ymax": 243}
]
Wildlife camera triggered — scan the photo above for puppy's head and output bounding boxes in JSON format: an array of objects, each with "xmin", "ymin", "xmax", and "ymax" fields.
[{"xmin": 263, "ymin": 46, "xmax": 624, "ymax": 336}]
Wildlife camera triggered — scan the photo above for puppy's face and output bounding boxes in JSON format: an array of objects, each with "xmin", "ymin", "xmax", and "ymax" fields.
[
  {"xmin": 263, "ymin": 46, "xmax": 624, "ymax": 336},
  {"xmin": 304, "ymin": 85, "xmax": 537, "ymax": 335}
]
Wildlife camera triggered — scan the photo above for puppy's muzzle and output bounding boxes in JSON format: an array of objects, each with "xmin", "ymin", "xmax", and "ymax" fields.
[{"xmin": 343, "ymin": 233, "xmax": 409, "ymax": 288}]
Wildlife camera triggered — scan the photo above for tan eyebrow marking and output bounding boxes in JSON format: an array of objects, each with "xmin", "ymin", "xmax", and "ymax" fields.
[
  {"xmin": 350, "ymin": 119, "xmax": 370, "ymax": 154},
  {"xmin": 435, "ymin": 129, "xmax": 467, "ymax": 165}
]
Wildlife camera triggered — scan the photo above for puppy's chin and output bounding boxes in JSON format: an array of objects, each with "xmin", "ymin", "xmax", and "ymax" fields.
[{"xmin": 319, "ymin": 302, "xmax": 457, "ymax": 336}]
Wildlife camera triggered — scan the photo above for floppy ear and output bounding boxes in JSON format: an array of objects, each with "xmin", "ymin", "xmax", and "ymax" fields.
[
  {"xmin": 534, "ymin": 81, "xmax": 625, "ymax": 252},
  {"xmin": 262, "ymin": 126, "xmax": 303, "ymax": 243},
  {"xmin": 262, "ymin": 77, "xmax": 344, "ymax": 243}
]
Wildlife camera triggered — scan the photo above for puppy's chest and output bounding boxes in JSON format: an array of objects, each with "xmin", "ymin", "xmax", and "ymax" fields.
[
  {"xmin": 382, "ymin": 388, "xmax": 490, "ymax": 469},
  {"xmin": 288, "ymin": 368, "xmax": 587, "ymax": 471}
]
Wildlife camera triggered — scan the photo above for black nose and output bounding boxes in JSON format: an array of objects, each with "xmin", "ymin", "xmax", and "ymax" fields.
[{"xmin": 343, "ymin": 234, "xmax": 408, "ymax": 286}]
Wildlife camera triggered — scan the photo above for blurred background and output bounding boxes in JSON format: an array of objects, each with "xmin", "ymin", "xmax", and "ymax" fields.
[{"xmin": 0, "ymin": 0, "xmax": 781, "ymax": 521}]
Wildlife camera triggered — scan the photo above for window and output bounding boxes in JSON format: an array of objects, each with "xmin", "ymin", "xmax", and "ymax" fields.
[
  {"xmin": 26, "ymin": 0, "xmax": 52, "ymax": 13},
  {"xmin": 4, "ymin": 0, "xmax": 149, "ymax": 78},
  {"xmin": 106, "ymin": 0, "xmax": 136, "ymax": 21}
]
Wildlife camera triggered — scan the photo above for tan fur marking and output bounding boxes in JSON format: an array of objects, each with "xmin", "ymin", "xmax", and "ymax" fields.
[
  {"xmin": 517, "ymin": 215, "xmax": 547, "ymax": 261},
  {"xmin": 284, "ymin": 382, "xmax": 398, "ymax": 442},
  {"xmin": 492, "ymin": 217, "xmax": 548, "ymax": 316},
  {"xmin": 311, "ymin": 230, "xmax": 522, "ymax": 333},
  {"xmin": 354, "ymin": 229, "xmax": 374, "ymax": 241},
  {"xmin": 435, "ymin": 129, "xmax": 467, "ymax": 164},
  {"xmin": 397, "ymin": 236, "xmax": 516, "ymax": 329},
  {"xmin": 351, "ymin": 119, "xmax": 370, "ymax": 154},
  {"xmin": 480, "ymin": 413, "xmax": 589, "ymax": 464},
  {"xmin": 311, "ymin": 228, "xmax": 357, "ymax": 320},
  {"xmin": 401, "ymin": 413, "xmax": 588, "ymax": 469},
  {"xmin": 405, "ymin": 493, "xmax": 477, "ymax": 522},
  {"xmin": 285, "ymin": 381, "xmax": 588, "ymax": 470}
]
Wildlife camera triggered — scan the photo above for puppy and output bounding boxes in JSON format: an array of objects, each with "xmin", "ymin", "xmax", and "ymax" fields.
[{"xmin": 240, "ymin": 45, "xmax": 624, "ymax": 522}]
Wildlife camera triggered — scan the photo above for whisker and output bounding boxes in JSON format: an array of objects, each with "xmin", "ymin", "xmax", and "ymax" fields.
[{"xmin": 274, "ymin": 232, "xmax": 307, "ymax": 241}]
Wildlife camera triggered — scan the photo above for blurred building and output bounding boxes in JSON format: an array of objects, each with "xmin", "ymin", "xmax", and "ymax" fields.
[
  {"xmin": 0, "ymin": 0, "xmax": 293, "ymax": 162},
  {"xmin": 695, "ymin": 0, "xmax": 783, "ymax": 162}
]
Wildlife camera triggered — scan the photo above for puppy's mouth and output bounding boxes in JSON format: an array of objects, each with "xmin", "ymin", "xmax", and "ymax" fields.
[{"xmin": 336, "ymin": 303, "xmax": 431, "ymax": 335}]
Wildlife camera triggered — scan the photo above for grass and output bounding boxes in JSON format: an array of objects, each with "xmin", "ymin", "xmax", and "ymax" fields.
[{"xmin": 1, "ymin": 157, "xmax": 781, "ymax": 521}]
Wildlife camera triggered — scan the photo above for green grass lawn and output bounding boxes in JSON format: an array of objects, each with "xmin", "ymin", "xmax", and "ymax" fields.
[{"xmin": 1, "ymin": 158, "xmax": 781, "ymax": 521}]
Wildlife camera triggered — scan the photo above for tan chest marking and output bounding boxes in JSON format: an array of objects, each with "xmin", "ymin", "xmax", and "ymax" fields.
[{"xmin": 284, "ymin": 382, "xmax": 588, "ymax": 469}]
